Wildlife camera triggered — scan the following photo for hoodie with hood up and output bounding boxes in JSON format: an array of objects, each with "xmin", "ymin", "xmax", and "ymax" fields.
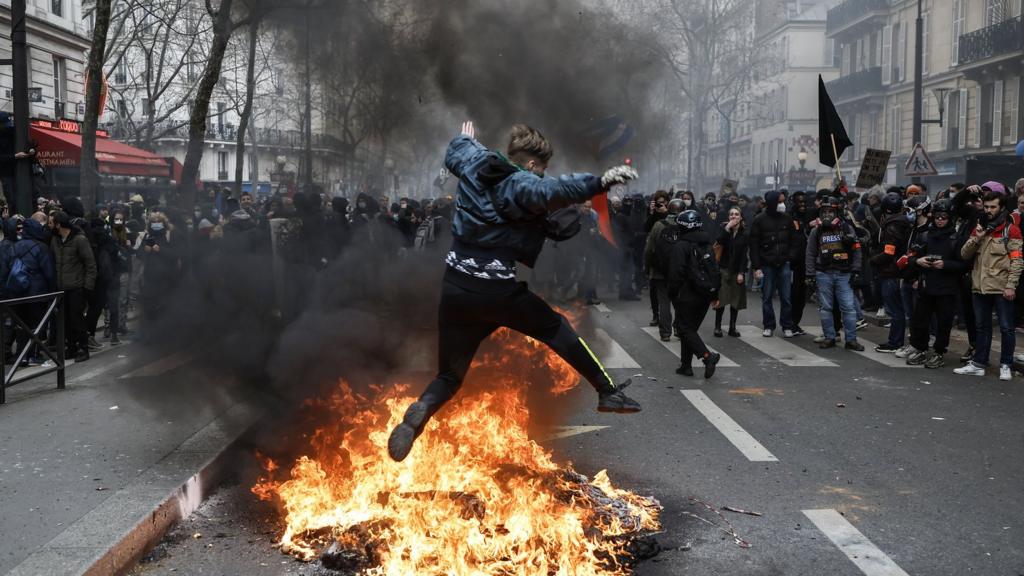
[{"xmin": 749, "ymin": 190, "xmax": 797, "ymax": 269}]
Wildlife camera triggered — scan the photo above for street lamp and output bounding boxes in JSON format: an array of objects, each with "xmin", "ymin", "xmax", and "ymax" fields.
[
  {"xmin": 922, "ymin": 87, "xmax": 950, "ymax": 127},
  {"xmin": 798, "ymin": 149, "xmax": 808, "ymax": 169}
]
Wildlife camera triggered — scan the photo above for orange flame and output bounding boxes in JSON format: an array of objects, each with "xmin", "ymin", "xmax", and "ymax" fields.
[{"xmin": 254, "ymin": 326, "xmax": 660, "ymax": 574}]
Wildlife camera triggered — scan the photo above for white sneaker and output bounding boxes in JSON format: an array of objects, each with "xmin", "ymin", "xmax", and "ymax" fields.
[
  {"xmin": 813, "ymin": 334, "xmax": 828, "ymax": 343},
  {"xmin": 1014, "ymin": 352, "xmax": 1024, "ymax": 364},
  {"xmin": 953, "ymin": 361, "xmax": 985, "ymax": 376},
  {"xmin": 895, "ymin": 346, "xmax": 920, "ymax": 359},
  {"xmin": 763, "ymin": 329, "xmax": 773, "ymax": 337},
  {"xmin": 876, "ymin": 309, "xmax": 889, "ymax": 319},
  {"xmin": 856, "ymin": 319, "xmax": 869, "ymax": 330},
  {"xmin": 1000, "ymin": 364, "xmax": 1013, "ymax": 381},
  {"xmin": 783, "ymin": 329, "xmax": 795, "ymax": 338}
]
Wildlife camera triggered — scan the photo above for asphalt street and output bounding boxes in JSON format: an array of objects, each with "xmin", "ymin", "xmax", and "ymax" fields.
[{"xmin": 130, "ymin": 295, "xmax": 1024, "ymax": 576}]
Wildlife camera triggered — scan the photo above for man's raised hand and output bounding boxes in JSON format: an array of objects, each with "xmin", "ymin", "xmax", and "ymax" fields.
[
  {"xmin": 601, "ymin": 165, "xmax": 639, "ymax": 189},
  {"xmin": 461, "ymin": 121, "xmax": 475, "ymax": 139}
]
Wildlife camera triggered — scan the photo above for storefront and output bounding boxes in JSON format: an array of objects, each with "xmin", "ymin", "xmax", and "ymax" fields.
[{"xmin": 30, "ymin": 118, "xmax": 174, "ymax": 203}]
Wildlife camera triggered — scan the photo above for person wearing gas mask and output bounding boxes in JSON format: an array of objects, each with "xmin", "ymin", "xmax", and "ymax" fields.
[
  {"xmin": 889, "ymin": 196, "xmax": 934, "ymax": 360},
  {"xmin": 901, "ymin": 200, "xmax": 966, "ymax": 368},
  {"xmin": 387, "ymin": 121, "xmax": 642, "ymax": 463},
  {"xmin": 806, "ymin": 197, "xmax": 864, "ymax": 350},
  {"xmin": 667, "ymin": 209, "xmax": 721, "ymax": 378},
  {"xmin": 870, "ymin": 192, "xmax": 912, "ymax": 353},
  {"xmin": 954, "ymin": 191, "xmax": 1024, "ymax": 380},
  {"xmin": 749, "ymin": 190, "xmax": 797, "ymax": 337}
]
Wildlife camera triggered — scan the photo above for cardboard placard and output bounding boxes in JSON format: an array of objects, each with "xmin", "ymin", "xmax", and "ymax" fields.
[{"xmin": 855, "ymin": 148, "xmax": 891, "ymax": 188}]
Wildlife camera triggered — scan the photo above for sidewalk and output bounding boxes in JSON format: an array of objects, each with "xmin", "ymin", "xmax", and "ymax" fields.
[{"xmin": 0, "ymin": 333, "xmax": 262, "ymax": 576}]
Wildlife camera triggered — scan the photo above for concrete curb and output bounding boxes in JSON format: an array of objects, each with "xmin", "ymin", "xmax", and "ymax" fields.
[{"xmin": 6, "ymin": 403, "xmax": 263, "ymax": 576}]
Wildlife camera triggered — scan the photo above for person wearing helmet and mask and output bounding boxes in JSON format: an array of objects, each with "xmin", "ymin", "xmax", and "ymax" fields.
[
  {"xmin": 749, "ymin": 190, "xmax": 798, "ymax": 337},
  {"xmin": 891, "ymin": 195, "xmax": 933, "ymax": 359},
  {"xmin": 806, "ymin": 197, "xmax": 864, "ymax": 350},
  {"xmin": 667, "ymin": 209, "xmax": 722, "ymax": 378},
  {"xmin": 644, "ymin": 198, "xmax": 684, "ymax": 340},
  {"xmin": 901, "ymin": 200, "xmax": 967, "ymax": 368},
  {"xmin": 870, "ymin": 192, "xmax": 913, "ymax": 353}
]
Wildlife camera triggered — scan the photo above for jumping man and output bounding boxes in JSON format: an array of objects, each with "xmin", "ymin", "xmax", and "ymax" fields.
[{"xmin": 387, "ymin": 121, "xmax": 642, "ymax": 462}]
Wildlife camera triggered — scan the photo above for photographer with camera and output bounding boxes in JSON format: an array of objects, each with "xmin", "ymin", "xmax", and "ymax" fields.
[
  {"xmin": 901, "ymin": 200, "xmax": 967, "ymax": 368},
  {"xmin": 805, "ymin": 197, "xmax": 864, "ymax": 351},
  {"xmin": 954, "ymin": 191, "xmax": 1024, "ymax": 379}
]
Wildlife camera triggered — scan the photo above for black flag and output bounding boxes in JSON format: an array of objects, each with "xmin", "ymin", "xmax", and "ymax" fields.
[{"xmin": 818, "ymin": 75, "xmax": 852, "ymax": 168}]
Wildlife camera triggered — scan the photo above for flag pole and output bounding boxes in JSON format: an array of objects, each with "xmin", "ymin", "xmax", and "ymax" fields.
[{"xmin": 830, "ymin": 133, "xmax": 843, "ymax": 183}]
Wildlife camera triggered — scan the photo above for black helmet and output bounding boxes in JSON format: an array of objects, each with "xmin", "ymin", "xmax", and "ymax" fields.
[
  {"xmin": 667, "ymin": 198, "xmax": 684, "ymax": 215},
  {"xmin": 906, "ymin": 195, "xmax": 931, "ymax": 216},
  {"xmin": 676, "ymin": 209, "xmax": 703, "ymax": 229},
  {"xmin": 931, "ymin": 199, "xmax": 952, "ymax": 217},
  {"xmin": 882, "ymin": 192, "xmax": 904, "ymax": 214}
]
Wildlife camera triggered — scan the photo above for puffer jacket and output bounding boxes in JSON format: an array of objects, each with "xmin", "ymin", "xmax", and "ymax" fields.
[
  {"xmin": 51, "ymin": 226, "xmax": 96, "ymax": 291},
  {"xmin": 445, "ymin": 135, "xmax": 602, "ymax": 267},
  {"xmin": 12, "ymin": 219, "xmax": 55, "ymax": 295},
  {"xmin": 961, "ymin": 215, "xmax": 1024, "ymax": 294},
  {"xmin": 643, "ymin": 215, "xmax": 673, "ymax": 279},
  {"xmin": 911, "ymin": 224, "xmax": 967, "ymax": 296},
  {"xmin": 749, "ymin": 201, "xmax": 796, "ymax": 269}
]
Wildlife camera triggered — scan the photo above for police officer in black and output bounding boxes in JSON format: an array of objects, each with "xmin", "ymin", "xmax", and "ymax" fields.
[
  {"xmin": 668, "ymin": 210, "xmax": 722, "ymax": 379},
  {"xmin": 388, "ymin": 121, "xmax": 642, "ymax": 462},
  {"xmin": 806, "ymin": 197, "xmax": 865, "ymax": 350}
]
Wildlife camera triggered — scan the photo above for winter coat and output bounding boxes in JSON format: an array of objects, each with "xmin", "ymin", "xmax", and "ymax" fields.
[
  {"xmin": 667, "ymin": 228, "xmax": 717, "ymax": 302},
  {"xmin": 717, "ymin": 226, "xmax": 749, "ymax": 274},
  {"xmin": 961, "ymin": 215, "xmax": 1024, "ymax": 294},
  {"xmin": 910, "ymin": 224, "xmax": 968, "ymax": 296},
  {"xmin": 0, "ymin": 217, "xmax": 18, "ymax": 289},
  {"xmin": 870, "ymin": 214, "xmax": 912, "ymax": 279},
  {"xmin": 749, "ymin": 210, "xmax": 796, "ymax": 269},
  {"xmin": 12, "ymin": 219, "xmax": 55, "ymax": 296},
  {"xmin": 445, "ymin": 135, "xmax": 603, "ymax": 267},
  {"xmin": 51, "ymin": 227, "xmax": 96, "ymax": 291},
  {"xmin": 643, "ymin": 215, "xmax": 672, "ymax": 280}
]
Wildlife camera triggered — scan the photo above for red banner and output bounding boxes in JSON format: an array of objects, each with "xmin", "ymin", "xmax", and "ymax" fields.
[{"xmin": 591, "ymin": 192, "xmax": 617, "ymax": 248}]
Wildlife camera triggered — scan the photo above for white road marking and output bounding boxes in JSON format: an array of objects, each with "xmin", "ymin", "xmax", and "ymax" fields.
[
  {"xmin": 852, "ymin": 337, "xmax": 922, "ymax": 368},
  {"xmin": 641, "ymin": 327, "xmax": 739, "ymax": 366},
  {"xmin": 592, "ymin": 328, "xmax": 641, "ymax": 369},
  {"xmin": 594, "ymin": 303, "xmax": 612, "ymax": 313},
  {"xmin": 681, "ymin": 390, "xmax": 778, "ymax": 462},
  {"xmin": 803, "ymin": 509, "xmax": 910, "ymax": 576},
  {"xmin": 542, "ymin": 425, "xmax": 609, "ymax": 441},
  {"xmin": 737, "ymin": 326, "xmax": 837, "ymax": 367},
  {"xmin": 118, "ymin": 344, "xmax": 205, "ymax": 379}
]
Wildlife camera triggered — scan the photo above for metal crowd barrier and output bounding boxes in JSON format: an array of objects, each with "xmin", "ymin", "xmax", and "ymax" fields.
[{"xmin": 0, "ymin": 291, "xmax": 66, "ymax": 404}]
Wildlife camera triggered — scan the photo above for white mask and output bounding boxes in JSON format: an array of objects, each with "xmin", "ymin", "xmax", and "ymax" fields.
[
  {"xmin": 776, "ymin": 202, "xmax": 787, "ymax": 213},
  {"xmin": 683, "ymin": 199, "xmax": 693, "ymax": 207}
]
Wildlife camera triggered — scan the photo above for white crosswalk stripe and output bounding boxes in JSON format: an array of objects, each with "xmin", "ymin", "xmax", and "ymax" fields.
[
  {"xmin": 594, "ymin": 303, "xmax": 612, "ymax": 313},
  {"xmin": 736, "ymin": 325, "xmax": 838, "ymax": 367},
  {"xmin": 641, "ymin": 327, "xmax": 739, "ymax": 367},
  {"xmin": 846, "ymin": 336, "xmax": 922, "ymax": 368},
  {"xmin": 682, "ymin": 390, "xmax": 778, "ymax": 461},
  {"xmin": 590, "ymin": 328, "xmax": 641, "ymax": 369},
  {"xmin": 803, "ymin": 509, "xmax": 910, "ymax": 576}
]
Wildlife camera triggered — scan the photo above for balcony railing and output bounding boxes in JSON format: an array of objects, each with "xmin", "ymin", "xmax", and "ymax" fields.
[
  {"xmin": 824, "ymin": 67, "xmax": 882, "ymax": 103},
  {"xmin": 826, "ymin": 0, "xmax": 888, "ymax": 35},
  {"xmin": 957, "ymin": 15, "xmax": 1024, "ymax": 66},
  {"xmin": 102, "ymin": 121, "xmax": 344, "ymax": 153}
]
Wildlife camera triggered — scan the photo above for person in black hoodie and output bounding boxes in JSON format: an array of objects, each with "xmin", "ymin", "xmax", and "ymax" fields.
[
  {"xmin": 902, "ymin": 200, "xmax": 967, "ymax": 368},
  {"xmin": 871, "ymin": 192, "xmax": 913, "ymax": 352},
  {"xmin": 951, "ymin": 185, "xmax": 982, "ymax": 361},
  {"xmin": 788, "ymin": 190, "xmax": 811, "ymax": 336},
  {"xmin": 749, "ymin": 190, "xmax": 797, "ymax": 337},
  {"xmin": 668, "ymin": 210, "xmax": 722, "ymax": 378}
]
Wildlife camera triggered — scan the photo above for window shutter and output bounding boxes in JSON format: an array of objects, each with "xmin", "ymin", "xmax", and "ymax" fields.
[
  {"xmin": 951, "ymin": 0, "xmax": 962, "ymax": 65},
  {"xmin": 958, "ymin": 88, "xmax": 968, "ymax": 148},
  {"xmin": 898, "ymin": 24, "xmax": 907, "ymax": 82},
  {"xmin": 993, "ymin": 80, "xmax": 1003, "ymax": 146},
  {"xmin": 881, "ymin": 25, "xmax": 892, "ymax": 85},
  {"xmin": 1011, "ymin": 76, "xmax": 1021, "ymax": 143},
  {"xmin": 922, "ymin": 13, "xmax": 930, "ymax": 76},
  {"xmin": 974, "ymin": 85, "xmax": 982, "ymax": 148}
]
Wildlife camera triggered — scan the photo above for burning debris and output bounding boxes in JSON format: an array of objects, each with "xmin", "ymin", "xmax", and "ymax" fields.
[{"xmin": 253, "ymin": 327, "xmax": 662, "ymax": 574}]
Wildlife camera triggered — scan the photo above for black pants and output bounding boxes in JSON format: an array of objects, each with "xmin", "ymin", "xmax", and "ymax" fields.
[
  {"xmin": 957, "ymin": 275, "xmax": 976, "ymax": 347},
  {"xmin": 791, "ymin": 267, "xmax": 806, "ymax": 327},
  {"xmin": 63, "ymin": 288, "xmax": 88, "ymax": 356},
  {"xmin": 417, "ymin": 271, "xmax": 616, "ymax": 419},
  {"xmin": 618, "ymin": 249, "xmax": 634, "ymax": 296},
  {"xmin": 909, "ymin": 293, "xmax": 956, "ymax": 354},
  {"xmin": 15, "ymin": 302, "xmax": 46, "ymax": 360},
  {"xmin": 85, "ymin": 281, "xmax": 108, "ymax": 337},
  {"xmin": 674, "ymin": 297, "xmax": 711, "ymax": 367},
  {"xmin": 651, "ymin": 278, "xmax": 673, "ymax": 337}
]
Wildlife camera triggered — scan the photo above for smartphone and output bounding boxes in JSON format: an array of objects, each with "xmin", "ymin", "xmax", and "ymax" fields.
[{"xmin": 145, "ymin": 237, "xmax": 156, "ymax": 247}]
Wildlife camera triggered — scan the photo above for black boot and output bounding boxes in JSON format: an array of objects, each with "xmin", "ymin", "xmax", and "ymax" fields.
[
  {"xmin": 597, "ymin": 379, "xmax": 642, "ymax": 413},
  {"xmin": 675, "ymin": 364, "xmax": 694, "ymax": 376},
  {"xmin": 703, "ymin": 352, "xmax": 721, "ymax": 379},
  {"xmin": 388, "ymin": 401, "xmax": 432, "ymax": 462}
]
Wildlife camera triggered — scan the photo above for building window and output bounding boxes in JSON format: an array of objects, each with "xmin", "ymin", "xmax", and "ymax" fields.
[
  {"xmin": 1010, "ymin": 76, "xmax": 1021, "ymax": 144},
  {"xmin": 51, "ymin": 0, "xmax": 62, "ymax": 17},
  {"xmin": 117, "ymin": 99, "xmax": 127, "ymax": 117},
  {"xmin": 52, "ymin": 56, "xmax": 66, "ymax": 118},
  {"xmin": 957, "ymin": 88, "xmax": 968, "ymax": 149},
  {"xmin": 896, "ymin": 22, "xmax": 907, "ymax": 82},
  {"xmin": 217, "ymin": 151, "xmax": 229, "ymax": 180},
  {"xmin": 114, "ymin": 58, "xmax": 127, "ymax": 84},
  {"xmin": 890, "ymin": 105, "xmax": 902, "ymax": 154},
  {"xmin": 986, "ymin": 0, "xmax": 1006, "ymax": 25},
  {"xmin": 952, "ymin": 0, "xmax": 966, "ymax": 65},
  {"xmin": 993, "ymin": 80, "xmax": 1003, "ymax": 146},
  {"xmin": 141, "ymin": 98, "xmax": 152, "ymax": 116},
  {"xmin": 881, "ymin": 25, "xmax": 892, "ymax": 84}
]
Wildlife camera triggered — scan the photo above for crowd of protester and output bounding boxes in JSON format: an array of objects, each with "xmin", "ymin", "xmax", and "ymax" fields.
[{"xmin": 4, "ymin": 174, "xmax": 1024, "ymax": 382}]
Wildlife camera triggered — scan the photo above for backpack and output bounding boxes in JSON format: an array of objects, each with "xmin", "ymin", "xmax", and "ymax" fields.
[
  {"xmin": 684, "ymin": 240, "xmax": 721, "ymax": 297},
  {"xmin": 653, "ymin": 225, "xmax": 683, "ymax": 277},
  {"xmin": 5, "ymin": 252, "xmax": 31, "ymax": 297}
]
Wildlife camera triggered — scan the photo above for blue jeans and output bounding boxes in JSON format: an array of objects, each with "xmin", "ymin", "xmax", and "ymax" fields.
[
  {"xmin": 972, "ymin": 293, "xmax": 1016, "ymax": 367},
  {"xmin": 816, "ymin": 271, "xmax": 859, "ymax": 342},
  {"xmin": 761, "ymin": 263, "xmax": 793, "ymax": 331},
  {"xmin": 880, "ymin": 278, "xmax": 905, "ymax": 347}
]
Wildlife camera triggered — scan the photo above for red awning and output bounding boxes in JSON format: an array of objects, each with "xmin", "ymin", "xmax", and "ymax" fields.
[{"xmin": 31, "ymin": 125, "xmax": 171, "ymax": 178}]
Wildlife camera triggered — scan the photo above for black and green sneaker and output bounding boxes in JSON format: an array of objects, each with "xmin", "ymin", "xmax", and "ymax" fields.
[{"xmin": 597, "ymin": 380, "xmax": 642, "ymax": 413}]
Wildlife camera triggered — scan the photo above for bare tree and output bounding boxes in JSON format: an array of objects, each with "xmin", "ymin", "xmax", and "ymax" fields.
[{"xmin": 80, "ymin": 0, "xmax": 114, "ymax": 209}]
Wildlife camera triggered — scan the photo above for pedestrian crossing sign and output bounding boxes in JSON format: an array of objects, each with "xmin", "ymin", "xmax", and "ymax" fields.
[{"xmin": 904, "ymin": 143, "xmax": 938, "ymax": 177}]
